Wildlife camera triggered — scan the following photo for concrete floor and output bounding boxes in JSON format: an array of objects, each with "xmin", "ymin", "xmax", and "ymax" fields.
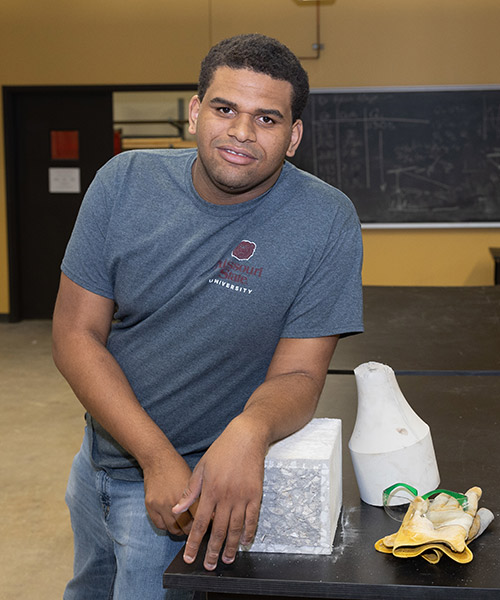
[{"xmin": 0, "ymin": 320, "xmax": 84, "ymax": 600}]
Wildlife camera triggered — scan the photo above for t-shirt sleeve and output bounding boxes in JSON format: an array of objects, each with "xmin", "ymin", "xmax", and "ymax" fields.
[
  {"xmin": 61, "ymin": 172, "xmax": 115, "ymax": 300},
  {"xmin": 280, "ymin": 208, "xmax": 363, "ymax": 339}
]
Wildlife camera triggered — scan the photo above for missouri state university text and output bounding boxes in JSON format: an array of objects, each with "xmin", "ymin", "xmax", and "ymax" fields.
[{"xmin": 217, "ymin": 259, "xmax": 264, "ymax": 284}]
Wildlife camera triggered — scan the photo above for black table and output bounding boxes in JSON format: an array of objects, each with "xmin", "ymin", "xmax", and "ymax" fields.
[
  {"xmin": 164, "ymin": 374, "xmax": 500, "ymax": 599},
  {"xmin": 330, "ymin": 286, "xmax": 500, "ymax": 373}
]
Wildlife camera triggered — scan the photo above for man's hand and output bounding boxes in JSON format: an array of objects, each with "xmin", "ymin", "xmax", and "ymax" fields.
[
  {"xmin": 143, "ymin": 452, "xmax": 198, "ymax": 536},
  {"xmin": 172, "ymin": 416, "xmax": 266, "ymax": 570}
]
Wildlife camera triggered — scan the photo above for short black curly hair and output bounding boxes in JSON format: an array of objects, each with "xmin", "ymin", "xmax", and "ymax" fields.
[{"xmin": 198, "ymin": 34, "xmax": 310, "ymax": 122}]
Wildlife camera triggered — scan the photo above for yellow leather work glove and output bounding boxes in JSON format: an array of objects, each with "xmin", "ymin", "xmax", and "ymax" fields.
[{"xmin": 375, "ymin": 487, "xmax": 494, "ymax": 564}]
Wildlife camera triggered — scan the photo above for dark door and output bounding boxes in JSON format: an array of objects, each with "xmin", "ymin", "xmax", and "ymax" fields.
[{"xmin": 6, "ymin": 88, "xmax": 114, "ymax": 319}]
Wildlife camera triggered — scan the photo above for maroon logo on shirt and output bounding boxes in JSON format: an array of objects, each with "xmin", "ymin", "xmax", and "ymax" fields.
[{"xmin": 232, "ymin": 240, "xmax": 256, "ymax": 261}]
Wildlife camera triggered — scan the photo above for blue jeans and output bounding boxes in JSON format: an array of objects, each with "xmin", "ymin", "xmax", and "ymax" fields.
[{"xmin": 64, "ymin": 429, "xmax": 193, "ymax": 600}]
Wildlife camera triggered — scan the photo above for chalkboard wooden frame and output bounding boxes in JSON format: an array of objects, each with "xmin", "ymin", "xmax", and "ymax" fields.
[{"xmin": 291, "ymin": 85, "xmax": 500, "ymax": 228}]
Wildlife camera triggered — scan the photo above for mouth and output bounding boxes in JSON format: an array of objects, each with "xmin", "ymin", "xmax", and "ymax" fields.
[{"xmin": 218, "ymin": 145, "xmax": 257, "ymax": 165}]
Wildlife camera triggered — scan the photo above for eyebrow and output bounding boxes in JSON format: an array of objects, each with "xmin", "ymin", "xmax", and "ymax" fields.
[{"xmin": 209, "ymin": 96, "xmax": 285, "ymax": 120}]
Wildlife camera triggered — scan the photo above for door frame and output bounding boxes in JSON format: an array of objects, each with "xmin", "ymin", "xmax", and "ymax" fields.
[{"xmin": 3, "ymin": 83, "xmax": 197, "ymax": 321}]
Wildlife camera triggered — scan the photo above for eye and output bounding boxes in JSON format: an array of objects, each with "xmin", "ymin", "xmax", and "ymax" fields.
[
  {"xmin": 258, "ymin": 115, "xmax": 275, "ymax": 125},
  {"xmin": 217, "ymin": 106, "xmax": 234, "ymax": 116}
]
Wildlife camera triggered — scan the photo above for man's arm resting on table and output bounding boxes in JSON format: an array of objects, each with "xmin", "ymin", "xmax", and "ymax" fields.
[
  {"xmin": 52, "ymin": 273, "xmax": 195, "ymax": 535},
  {"xmin": 173, "ymin": 334, "xmax": 339, "ymax": 570}
]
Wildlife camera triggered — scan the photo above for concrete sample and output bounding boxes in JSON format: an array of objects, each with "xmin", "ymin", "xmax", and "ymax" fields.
[{"xmin": 243, "ymin": 418, "xmax": 342, "ymax": 555}]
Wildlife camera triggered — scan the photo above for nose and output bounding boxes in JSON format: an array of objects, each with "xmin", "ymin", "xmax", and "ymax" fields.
[{"xmin": 227, "ymin": 113, "xmax": 256, "ymax": 143}]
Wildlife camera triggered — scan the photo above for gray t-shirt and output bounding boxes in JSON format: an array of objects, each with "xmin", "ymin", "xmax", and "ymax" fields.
[{"xmin": 62, "ymin": 149, "xmax": 363, "ymax": 479}]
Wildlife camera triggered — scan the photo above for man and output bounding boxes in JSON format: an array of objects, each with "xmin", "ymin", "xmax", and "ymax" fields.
[{"xmin": 53, "ymin": 34, "xmax": 363, "ymax": 600}]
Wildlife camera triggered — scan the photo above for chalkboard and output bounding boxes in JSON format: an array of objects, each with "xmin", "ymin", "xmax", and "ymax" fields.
[{"xmin": 290, "ymin": 87, "xmax": 500, "ymax": 226}]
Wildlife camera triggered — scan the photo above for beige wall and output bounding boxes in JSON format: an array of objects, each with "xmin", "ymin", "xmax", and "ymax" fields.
[{"xmin": 2, "ymin": 0, "xmax": 500, "ymax": 314}]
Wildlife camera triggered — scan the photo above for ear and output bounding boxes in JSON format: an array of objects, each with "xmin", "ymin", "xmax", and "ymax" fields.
[
  {"xmin": 188, "ymin": 95, "xmax": 201, "ymax": 135},
  {"xmin": 285, "ymin": 119, "xmax": 303, "ymax": 158}
]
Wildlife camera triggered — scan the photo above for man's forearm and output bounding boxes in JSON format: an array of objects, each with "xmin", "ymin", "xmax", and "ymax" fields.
[
  {"xmin": 172, "ymin": 336, "xmax": 336, "ymax": 569},
  {"xmin": 235, "ymin": 335, "xmax": 336, "ymax": 449},
  {"xmin": 236, "ymin": 370, "xmax": 322, "ymax": 448},
  {"xmin": 52, "ymin": 329, "xmax": 178, "ymax": 470},
  {"xmin": 53, "ymin": 327, "xmax": 197, "ymax": 534}
]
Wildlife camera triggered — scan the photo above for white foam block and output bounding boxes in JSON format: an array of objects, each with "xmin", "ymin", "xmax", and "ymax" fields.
[{"xmin": 242, "ymin": 418, "xmax": 342, "ymax": 555}]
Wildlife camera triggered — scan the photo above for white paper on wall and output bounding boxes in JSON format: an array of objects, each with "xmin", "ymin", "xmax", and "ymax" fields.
[{"xmin": 48, "ymin": 167, "xmax": 81, "ymax": 194}]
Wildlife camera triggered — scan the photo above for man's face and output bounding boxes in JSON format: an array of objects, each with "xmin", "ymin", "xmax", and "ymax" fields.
[{"xmin": 188, "ymin": 66, "xmax": 303, "ymax": 205}]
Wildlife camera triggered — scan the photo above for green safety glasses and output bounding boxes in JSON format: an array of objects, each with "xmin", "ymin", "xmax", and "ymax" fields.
[{"xmin": 382, "ymin": 483, "xmax": 469, "ymax": 521}]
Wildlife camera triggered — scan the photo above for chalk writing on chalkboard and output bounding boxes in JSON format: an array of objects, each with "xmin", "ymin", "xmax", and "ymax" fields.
[{"xmin": 291, "ymin": 87, "xmax": 500, "ymax": 225}]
